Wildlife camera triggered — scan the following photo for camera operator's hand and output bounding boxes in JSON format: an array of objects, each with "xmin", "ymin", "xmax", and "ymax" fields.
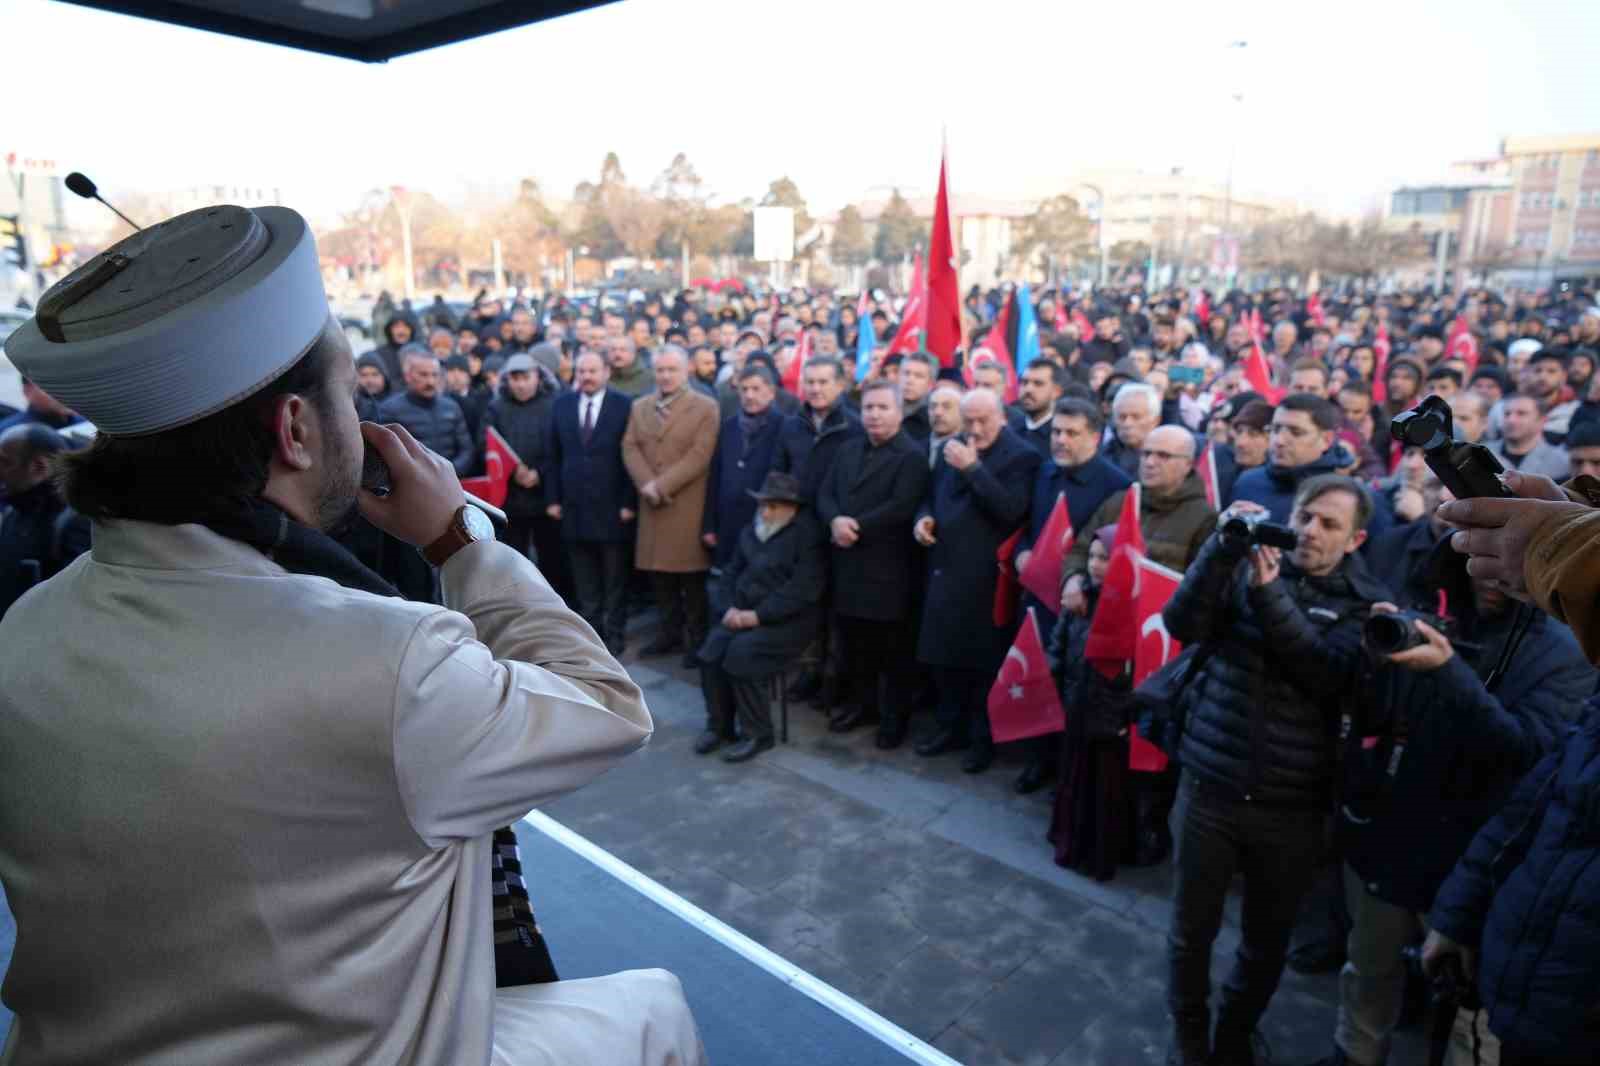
[
  {"xmin": 1221, "ymin": 500, "xmax": 1269, "ymax": 523},
  {"xmin": 1437, "ymin": 471, "xmax": 1587, "ymax": 602},
  {"xmin": 1386, "ymin": 615, "xmax": 1454, "ymax": 672},
  {"xmin": 358, "ymin": 422, "xmax": 465, "ymax": 548},
  {"xmin": 1248, "ymin": 545, "xmax": 1281, "ymax": 587},
  {"xmin": 1421, "ymin": 929, "xmax": 1476, "ymax": 983}
]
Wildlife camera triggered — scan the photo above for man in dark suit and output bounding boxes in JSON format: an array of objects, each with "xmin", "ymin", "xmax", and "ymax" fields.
[
  {"xmin": 817, "ymin": 379, "xmax": 931, "ymax": 748},
  {"xmin": 913, "ymin": 388, "xmax": 1043, "ymax": 773},
  {"xmin": 696, "ymin": 472, "xmax": 826, "ymax": 763},
  {"xmin": 1010, "ymin": 396, "xmax": 1134, "ymax": 793},
  {"xmin": 897, "ymin": 351, "xmax": 938, "ymax": 445},
  {"xmin": 545, "ymin": 350, "xmax": 638, "ymax": 655},
  {"xmin": 702, "ymin": 366, "xmax": 785, "ymax": 571}
]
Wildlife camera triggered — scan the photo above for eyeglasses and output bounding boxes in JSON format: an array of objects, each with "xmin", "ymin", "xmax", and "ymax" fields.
[{"xmin": 1140, "ymin": 449, "xmax": 1189, "ymax": 462}]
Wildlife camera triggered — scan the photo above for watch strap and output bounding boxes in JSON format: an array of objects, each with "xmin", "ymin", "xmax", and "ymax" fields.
[{"xmin": 422, "ymin": 506, "xmax": 473, "ymax": 567}]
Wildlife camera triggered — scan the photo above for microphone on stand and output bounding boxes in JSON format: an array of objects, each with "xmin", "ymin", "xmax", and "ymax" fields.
[{"xmin": 64, "ymin": 172, "xmax": 143, "ymax": 232}]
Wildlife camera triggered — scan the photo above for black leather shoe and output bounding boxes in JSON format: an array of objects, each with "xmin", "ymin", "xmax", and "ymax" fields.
[
  {"xmin": 961, "ymin": 747, "xmax": 995, "ymax": 774},
  {"xmin": 915, "ymin": 729, "xmax": 969, "ymax": 757},
  {"xmin": 828, "ymin": 706, "xmax": 874, "ymax": 733},
  {"xmin": 641, "ymin": 634, "xmax": 683, "ymax": 656},
  {"xmin": 721, "ymin": 736, "xmax": 775, "ymax": 763},
  {"xmin": 1013, "ymin": 762, "xmax": 1055, "ymax": 794},
  {"xmin": 693, "ymin": 730, "xmax": 724, "ymax": 755}
]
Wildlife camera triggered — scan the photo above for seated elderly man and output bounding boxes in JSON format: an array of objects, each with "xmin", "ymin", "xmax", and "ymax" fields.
[{"xmin": 696, "ymin": 471, "xmax": 827, "ymax": 762}]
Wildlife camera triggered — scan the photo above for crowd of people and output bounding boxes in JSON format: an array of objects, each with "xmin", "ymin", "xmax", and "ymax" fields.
[{"xmin": 5, "ymin": 273, "xmax": 1600, "ymax": 1066}]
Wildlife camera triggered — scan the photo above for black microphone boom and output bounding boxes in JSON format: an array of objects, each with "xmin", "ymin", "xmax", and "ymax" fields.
[{"xmin": 64, "ymin": 171, "xmax": 143, "ymax": 232}]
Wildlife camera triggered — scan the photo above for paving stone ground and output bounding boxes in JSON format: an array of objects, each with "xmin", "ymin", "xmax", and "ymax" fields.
[{"xmin": 542, "ymin": 623, "xmax": 1432, "ymax": 1066}]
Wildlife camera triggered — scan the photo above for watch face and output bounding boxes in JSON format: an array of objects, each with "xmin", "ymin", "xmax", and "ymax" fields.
[{"xmin": 463, "ymin": 504, "xmax": 495, "ymax": 542}]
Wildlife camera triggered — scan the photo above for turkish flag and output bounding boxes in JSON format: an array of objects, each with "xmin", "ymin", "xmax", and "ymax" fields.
[
  {"xmin": 925, "ymin": 151, "xmax": 963, "ymax": 368},
  {"xmin": 1019, "ymin": 493, "xmax": 1075, "ymax": 605},
  {"xmin": 975, "ymin": 296, "xmax": 1020, "ymax": 402},
  {"xmin": 1307, "ymin": 292, "xmax": 1326, "ymax": 327},
  {"xmin": 1241, "ymin": 341, "xmax": 1285, "ymax": 404},
  {"xmin": 460, "ymin": 426, "xmax": 520, "ymax": 508},
  {"xmin": 1194, "ymin": 442, "xmax": 1222, "ymax": 511},
  {"xmin": 885, "ymin": 254, "xmax": 927, "ymax": 356},
  {"xmin": 994, "ymin": 527, "xmax": 1023, "ymax": 626},
  {"xmin": 1446, "ymin": 315, "xmax": 1479, "ymax": 374},
  {"xmin": 986, "ymin": 607, "xmax": 1066, "ymax": 744},
  {"xmin": 1071, "ymin": 309, "xmax": 1093, "ymax": 344},
  {"xmin": 1373, "ymin": 323, "xmax": 1391, "ymax": 406},
  {"xmin": 1084, "ymin": 486, "xmax": 1144, "ymax": 677},
  {"xmin": 1129, "ymin": 555, "xmax": 1184, "ymax": 772},
  {"xmin": 1247, "ymin": 307, "xmax": 1265, "ymax": 344},
  {"xmin": 781, "ymin": 322, "xmax": 811, "ymax": 396}
]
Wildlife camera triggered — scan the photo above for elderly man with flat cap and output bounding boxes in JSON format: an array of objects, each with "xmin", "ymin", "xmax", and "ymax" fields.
[{"xmin": 0, "ymin": 205, "xmax": 703, "ymax": 1066}]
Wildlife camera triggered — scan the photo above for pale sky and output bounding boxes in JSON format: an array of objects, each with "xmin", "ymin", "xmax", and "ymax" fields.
[{"xmin": 5, "ymin": 0, "xmax": 1598, "ymax": 229}]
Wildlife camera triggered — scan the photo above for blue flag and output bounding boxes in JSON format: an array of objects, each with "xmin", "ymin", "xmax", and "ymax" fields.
[
  {"xmin": 855, "ymin": 311, "xmax": 876, "ymax": 383},
  {"xmin": 1015, "ymin": 282, "xmax": 1040, "ymax": 376}
]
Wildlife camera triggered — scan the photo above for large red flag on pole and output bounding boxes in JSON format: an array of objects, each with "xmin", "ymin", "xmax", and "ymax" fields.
[
  {"xmin": 1019, "ymin": 494, "xmax": 1075, "ymax": 605},
  {"xmin": 1129, "ymin": 555, "xmax": 1185, "ymax": 772},
  {"xmin": 976, "ymin": 293, "xmax": 1020, "ymax": 403},
  {"xmin": 1194, "ymin": 442, "xmax": 1222, "ymax": 511},
  {"xmin": 1241, "ymin": 341, "xmax": 1286, "ymax": 404},
  {"xmin": 1084, "ymin": 486, "xmax": 1144, "ymax": 677},
  {"xmin": 986, "ymin": 607, "xmax": 1067, "ymax": 744},
  {"xmin": 884, "ymin": 253, "xmax": 927, "ymax": 356},
  {"xmin": 926, "ymin": 149, "xmax": 962, "ymax": 369},
  {"xmin": 1446, "ymin": 315, "xmax": 1479, "ymax": 374}
]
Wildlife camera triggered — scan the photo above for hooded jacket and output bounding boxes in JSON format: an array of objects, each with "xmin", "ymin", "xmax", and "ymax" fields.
[
  {"xmin": 486, "ymin": 367, "xmax": 562, "ymax": 518},
  {"xmin": 369, "ymin": 311, "xmax": 420, "ymax": 387}
]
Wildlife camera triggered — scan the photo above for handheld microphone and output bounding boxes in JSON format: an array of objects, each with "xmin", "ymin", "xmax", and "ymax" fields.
[{"xmin": 64, "ymin": 172, "xmax": 144, "ymax": 232}]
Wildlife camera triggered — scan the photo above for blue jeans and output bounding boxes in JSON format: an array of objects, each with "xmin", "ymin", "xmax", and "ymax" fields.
[{"xmin": 1166, "ymin": 773, "xmax": 1325, "ymax": 1034}]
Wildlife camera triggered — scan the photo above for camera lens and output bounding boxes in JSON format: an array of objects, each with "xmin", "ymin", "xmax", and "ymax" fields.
[{"xmin": 1364, "ymin": 613, "xmax": 1417, "ymax": 654}]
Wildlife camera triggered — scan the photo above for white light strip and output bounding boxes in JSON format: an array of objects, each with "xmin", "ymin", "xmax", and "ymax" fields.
[{"xmin": 522, "ymin": 811, "xmax": 965, "ymax": 1066}]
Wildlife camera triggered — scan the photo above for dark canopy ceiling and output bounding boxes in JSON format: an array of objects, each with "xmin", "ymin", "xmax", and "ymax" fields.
[{"xmin": 58, "ymin": 0, "xmax": 617, "ymax": 62}]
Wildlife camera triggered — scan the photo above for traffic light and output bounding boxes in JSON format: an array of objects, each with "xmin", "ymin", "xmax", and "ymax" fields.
[{"xmin": 0, "ymin": 214, "xmax": 27, "ymax": 270}]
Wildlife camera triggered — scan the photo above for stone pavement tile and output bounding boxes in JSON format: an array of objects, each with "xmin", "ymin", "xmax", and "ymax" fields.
[
  {"xmin": 863, "ymin": 943, "xmax": 1000, "ymax": 1044},
  {"xmin": 724, "ymin": 890, "xmax": 830, "ymax": 955},
  {"xmin": 956, "ymin": 954, "xmax": 1109, "ymax": 1066},
  {"xmin": 704, "ymin": 824, "xmax": 830, "ymax": 894},
  {"xmin": 931, "ymin": 1022, "xmax": 999, "ymax": 1065},
  {"xmin": 1032, "ymin": 906, "xmax": 1171, "ymax": 993},
  {"xmin": 886, "ymin": 868, "xmax": 1054, "ymax": 982},
  {"xmin": 773, "ymin": 940, "xmax": 883, "ymax": 1004},
  {"xmin": 799, "ymin": 888, "xmax": 931, "ymax": 976},
  {"xmin": 646, "ymin": 861, "xmax": 762, "ymax": 916},
  {"xmin": 1047, "ymin": 992, "xmax": 1170, "ymax": 1066},
  {"xmin": 809, "ymin": 822, "xmax": 962, "ymax": 891},
  {"xmin": 992, "ymin": 871, "xmax": 1096, "ymax": 933}
]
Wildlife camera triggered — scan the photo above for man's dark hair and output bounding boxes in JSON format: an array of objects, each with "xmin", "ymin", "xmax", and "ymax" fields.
[
  {"xmin": 1426, "ymin": 366, "xmax": 1464, "ymax": 388},
  {"xmin": 60, "ymin": 323, "xmax": 344, "ymax": 524},
  {"xmin": 860, "ymin": 378, "xmax": 902, "ymax": 408},
  {"xmin": 1338, "ymin": 379, "xmax": 1372, "ymax": 401},
  {"xmin": 1027, "ymin": 361, "xmax": 1068, "ymax": 389},
  {"xmin": 803, "ymin": 355, "xmax": 845, "ymax": 382},
  {"xmin": 1053, "ymin": 396, "xmax": 1105, "ymax": 434},
  {"xmin": 736, "ymin": 365, "xmax": 776, "ymax": 388},
  {"xmin": 1565, "ymin": 420, "xmax": 1600, "ymax": 450},
  {"xmin": 1277, "ymin": 392, "xmax": 1340, "ymax": 432},
  {"xmin": 1294, "ymin": 473, "xmax": 1374, "ymax": 532},
  {"xmin": 902, "ymin": 351, "xmax": 938, "ymax": 378}
]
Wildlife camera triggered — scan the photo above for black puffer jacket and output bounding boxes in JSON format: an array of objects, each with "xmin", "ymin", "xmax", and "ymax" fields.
[
  {"xmin": 486, "ymin": 369, "xmax": 561, "ymax": 518},
  {"xmin": 1164, "ymin": 530, "xmax": 1389, "ymax": 808}
]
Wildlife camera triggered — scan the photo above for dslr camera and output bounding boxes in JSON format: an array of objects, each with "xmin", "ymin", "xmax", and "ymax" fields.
[
  {"xmin": 1220, "ymin": 511, "xmax": 1299, "ymax": 550},
  {"xmin": 1389, "ymin": 395, "xmax": 1513, "ymax": 500},
  {"xmin": 1363, "ymin": 609, "xmax": 1455, "ymax": 655}
]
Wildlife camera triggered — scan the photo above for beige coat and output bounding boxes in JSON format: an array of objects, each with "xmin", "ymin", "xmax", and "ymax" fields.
[
  {"xmin": 0, "ymin": 521, "xmax": 704, "ymax": 1066},
  {"xmin": 622, "ymin": 389, "xmax": 719, "ymax": 573}
]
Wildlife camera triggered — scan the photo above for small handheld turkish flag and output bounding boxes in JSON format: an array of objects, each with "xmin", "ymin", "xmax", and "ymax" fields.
[
  {"xmin": 1084, "ymin": 486, "xmax": 1145, "ymax": 676},
  {"xmin": 1019, "ymin": 494, "xmax": 1075, "ymax": 605},
  {"xmin": 1194, "ymin": 443, "xmax": 1222, "ymax": 512},
  {"xmin": 987, "ymin": 607, "xmax": 1066, "ymax": 744},
  {"xmin": 461, "ymin": 426, "xmax": 519, "ymax": 508},
  {"xmin": 1129, "ymin": 555, "xmax": 1185, "ymax": 773},
  {"xmin": 994, "ymin": 528, "xmax": 1023, "ymax": 626}
]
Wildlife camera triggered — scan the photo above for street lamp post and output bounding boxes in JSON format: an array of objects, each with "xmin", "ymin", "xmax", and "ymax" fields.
[
  {"xmin": 1221, "ymin": 40, "xmax": 1248, "ymax": 286},
  {"xmin": 1075, "ymin": 182, "xmax": 1107, "ymax": 287},
  {"xmin": 389, "ymin": 186, "xmax": 414, "ymax": 302}
]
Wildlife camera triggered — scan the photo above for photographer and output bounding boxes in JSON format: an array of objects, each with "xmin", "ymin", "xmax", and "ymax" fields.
[
  {"xmin": 1309, "ymin": 561, "xmax": 1592, "ymax": 1066},
  {"xmin": 1162, "ymin": 475, "xmax": 1388, "ymax": 1066}
]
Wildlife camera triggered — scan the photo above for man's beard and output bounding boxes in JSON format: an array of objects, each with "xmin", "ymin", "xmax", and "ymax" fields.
[{"xmin": 314, "ymin": 429, "xmax": 362, "ymax": 535}]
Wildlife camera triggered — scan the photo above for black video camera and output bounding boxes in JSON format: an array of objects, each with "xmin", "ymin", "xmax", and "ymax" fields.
[
  {"xmin": 1389, "ymin": 395, "xmax": 1513, "ymax": 500},
  {"xmin": 1220, "ymin": 511, "xmax": 1299, "ymax": 550}
]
